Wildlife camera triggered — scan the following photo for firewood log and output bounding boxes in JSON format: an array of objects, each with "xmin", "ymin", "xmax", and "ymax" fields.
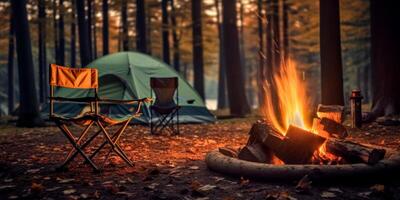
[
  {"xmin": 238, "ymin": 143, "xmax": 271, "ymax": 163},
  {"xmin": 317, "ymin": 104, "xmax": 344, "ymax": 123},
  {"xmin": 326, "ymin": 139, "xmax": 386, "ymax": 165},
  {"xmin": 276, "ymin": 125, "xmax": 327, "ymax": 164},
  {"xmin": 247, "ymin": 121, "xmax": 326, "ymax": 164},
  {"xmin": 312, "ymin": 117, "xmax": 348, "ymax": 139}
]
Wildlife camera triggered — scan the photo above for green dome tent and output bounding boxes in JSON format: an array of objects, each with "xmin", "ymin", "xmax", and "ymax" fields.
[{"xmin": 42, "ymin": 52, "xmax": 215, "ymax": 124}]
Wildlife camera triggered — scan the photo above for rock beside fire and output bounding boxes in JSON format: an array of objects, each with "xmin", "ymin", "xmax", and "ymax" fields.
[{"xmin": 317, "ymin": 104, "xmax": 344, "ymax": 123}]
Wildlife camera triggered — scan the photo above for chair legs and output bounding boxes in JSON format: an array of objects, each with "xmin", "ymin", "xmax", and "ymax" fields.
[
  {"xmin": 95, "ymin": 119, "xmax": 134, "ymax": 167},
  {"xmin": 150, "ymin": 108, "xmax": 179, "ymax": 135},
  {"xmin": 56, "ymin": 118, "xmax": 133, "ymax": 172},
  {"xmin": 56, "ymin": 121, "xmax": 100, "ymax": 172}
]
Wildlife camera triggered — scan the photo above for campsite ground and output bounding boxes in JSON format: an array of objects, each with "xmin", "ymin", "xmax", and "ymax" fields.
[{"xmin": 1, "ymin": 117, "xmax": 400, "ymax": 200}]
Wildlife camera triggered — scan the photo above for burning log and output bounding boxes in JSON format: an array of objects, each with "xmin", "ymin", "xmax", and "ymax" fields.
[
  {"xmin": 317, "ymin": 104, "xmax": 344, "ymax": 123},
  {"xmin": 246, "ymin": 121, "xmax": 326, "ymax": 164},
  {"xmin": 238, "ymin": 122, "xmax": 276, "ymax": 163},
  {"xmin": 277, "ymin": 125, "xmax": 326, "ymax": 164},
  {"xmin": 326, "ymin": 139, "xmax": 386, "ymax": 165},
  {"xmin": 238, "ymin": 143, "xmax": 270, "ymax": 163},
  {"xmin": 312, "ymin": 117, "xmax": 348, "ymax": 139}
]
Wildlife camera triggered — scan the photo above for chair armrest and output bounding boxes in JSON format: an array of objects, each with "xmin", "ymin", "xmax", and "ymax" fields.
[
  {"xmin": 49, "ymin": 96, "xmax": 97, "ymax": 103},
  {"xmin": 97, "ymin": 98, "xmax": 153, "ymax": 104}
]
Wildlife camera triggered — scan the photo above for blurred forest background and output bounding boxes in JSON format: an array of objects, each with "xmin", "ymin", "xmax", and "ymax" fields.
[{"xmin": 0, "ymin": 0, "xmax": 370, "ymax": 116}]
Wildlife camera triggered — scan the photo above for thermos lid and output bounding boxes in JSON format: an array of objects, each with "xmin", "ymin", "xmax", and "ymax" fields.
[{"xmin": 350, "ymin": 89, "xmax": 363, "ymax": 99}]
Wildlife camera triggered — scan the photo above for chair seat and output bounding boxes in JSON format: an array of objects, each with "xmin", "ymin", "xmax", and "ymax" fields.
[
  {"xmin": 50, "ymin": 111, "xmax": 139, "ymax": 126},
  {"xmin": 150, "ymin": 104, "xmax": 180, "ymax": 114}
]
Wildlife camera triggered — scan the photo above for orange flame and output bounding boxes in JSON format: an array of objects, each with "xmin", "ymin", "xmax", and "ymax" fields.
[{"xmin": 262, "ymin": 60, "xmax": 311, "ymax": 135}]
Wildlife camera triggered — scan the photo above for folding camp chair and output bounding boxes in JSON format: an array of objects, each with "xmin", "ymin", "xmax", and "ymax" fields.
[
  {"xmin": 150, "ymin": 77, "xmax": 180, "ymax": 135},
  {"xmin": 49, "ymin": 64, "xmax": 150, "ymax": 171}
]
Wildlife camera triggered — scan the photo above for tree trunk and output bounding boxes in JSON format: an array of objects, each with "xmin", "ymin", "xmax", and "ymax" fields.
[
  {"xmin": 264, "ymin": 0, "xmax": 279, "ymax": 118},
  {"xmin": 320, "ymin": 0, "xmax": 344, "ymax": 106},
  {"xmin": 370, "ymin": 0, "xmax": 400, "ymax": 116},
  {"xmin": 272, "ymin": 0, "xmax": 280, "ymax": 70},
  {"xmin": 121, "ymin": 0, "xmax": 129, "ymax": 51},
  {"xmin": 53, "ymin": 0, "xmax": 59, "ymax": 64},
  {"xmin": 215, "ymin": 0, "xmax": 228, "ymax": 109},
  {"xmin": 222, "ymin": 0, "xmax": 250, "ymax": 117},
  {"xmin": 11, "ymin": 0, "xmax": 43, "ymax": 127},
  {"xmin": 146, "ymin": 3, "xmax": 152, "ymax": 55},
  {"xmin": 239, "ymin": 0, "xmax": 250, "ymax": 107},
  {"xmin": 38, "ymin": 0, "xmax": 47, "ymax": 103},
  {"xmin": 192, "ymin": 0, "xmax": 205, "ymax": 99},
  {"xmin": 265, "ymin": 0, "xmax": 274, "ymax": 85},
  {"xmin": 282, "ymin": 0, "xmax": 289, "ymax": 61},
  {"xmin": 170, "ymin": 0, "xmax": 180, "ymax": 72},
  {"xmin": 58, "ymin": 0, "xmax": 65, "ymax": 65},
  {"xmin": 87, "ymin": 0, "xmax": 93, "ymax": 58},
  {"xmin": 92, "ymin": 0, "xmax": 97, "ymax": 59},
  {"xmin": 161, "ymin": 0, "xmax": 170, "ymax": 64},
  {"xmin": 102, "ymin": 0, "xmax": 109, "ymax": 55},
  {"xmin": 76, "ymin": 0, "xmax": 92, "ymax": 66},
  {"xmin": 7, "ymin": 9, "xmax": 15, "ymax": 115},
  {"xmin": 70, "ymin": 0, "xmax": 76, "ymax": 66},
  {"xmin": 136, "ymin": 0, "xmax": 148, "ymax": 53},
  {"xmin": 257, "ymin": 0, "xmax": 265, "ymax": 107}
]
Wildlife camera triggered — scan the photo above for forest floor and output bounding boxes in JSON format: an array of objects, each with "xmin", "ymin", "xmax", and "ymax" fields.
[{"xmin": 1, "ymin": 117, "xmax": 400, "ymax": 200}]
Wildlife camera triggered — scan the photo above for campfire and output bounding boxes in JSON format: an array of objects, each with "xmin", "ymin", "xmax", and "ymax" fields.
[{"xmin": 220, "ymin": 61, "xmax": 386, "ymax": 166}]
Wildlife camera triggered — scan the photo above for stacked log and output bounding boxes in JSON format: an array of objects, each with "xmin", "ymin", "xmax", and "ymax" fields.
[{"xmin": 237, "ymin": 120, "xmax": 386, "ymax": 165}]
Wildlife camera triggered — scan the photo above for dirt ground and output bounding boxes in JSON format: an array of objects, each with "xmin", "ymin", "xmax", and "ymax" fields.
[{"xmin": 1, "ymin": 118, "xmax": 400, "ymax": 200}]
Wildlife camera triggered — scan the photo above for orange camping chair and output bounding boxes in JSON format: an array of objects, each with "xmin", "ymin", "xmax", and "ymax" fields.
[{"xmin": 49, "ymin": 64, "xmax": 150, "ymax": 172}]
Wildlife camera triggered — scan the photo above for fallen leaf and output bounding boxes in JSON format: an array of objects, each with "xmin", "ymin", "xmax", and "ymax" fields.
[
  {"xmin": 104, "ymin": 184, "xmax": 119, "ymax": 194},
  {"xmin": 46, "ymin": 187, "xmax": 61, "ymax": 192},
  {"xmin": 239, "ymin": 177, "xmax": 250, "ymax": 187},
  {"xmin": 189, "ymin": 166, "xmax": 200, "ymax": 170},
  {"xmin": 4, "ymin": 178, "xmax": 13, "ymax": 183},
  {"xmin": 295, "ymin": 175, "xmax": 312, "ymax": 194},
  {"xmin": 26, "ymin": 169, "xmax": 40, "ymax": 174},
  {"xmin": 116, "ymin": 192, "xmax": 134, "ymax": 197},
  {"xmin": 59, "ymin": 178, "xmax": 75, "ymax": 183},
  {"xmin": 328, "ymin": 187, "xmax": 343, "ymax": 193},
  {"xmin": 93, "ymin": 190, "xmax": 101, "ymax": 199},
  {"xmin": 0, "ymin": 185, "xmax": 15, "ymax": 190},
  {"xmin": 370, "ymin": 184, "xmax": 385, "ymax": 193},
  {"xmin": 63, "ymin": 189, "xmax": 76, "ymax": 195},
  {"xmin": 321, "ymin": 191, "xmax": 336, "ymax": 198},
  {"xmin": 127, "ymin": 177, "xmax": 134, "ymax": 183},
  {"xmin": 198, "ymin": 184, "xmax": 217, "ymax": 192},
  {"xmin": 31, "ymin": 182, "xmax": 45, "ymax": 194},
  {"xmin": 358, "ymin": 191, "xmax": 372, "ymax": 198},
  {"xmin": 190, "ymin": 180, "xmax": 202, "ymax": 190}
]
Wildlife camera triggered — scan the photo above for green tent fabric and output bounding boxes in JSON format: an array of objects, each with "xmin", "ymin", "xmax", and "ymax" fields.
[{"xmin": 42, "ymin": 52, "xmax": 215, "ymax": 124}]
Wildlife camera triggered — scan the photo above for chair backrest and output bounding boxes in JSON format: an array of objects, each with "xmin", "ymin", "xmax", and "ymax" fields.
[
  {"xmin": 49, "ymin": 64, "xmax": 99, "ymax": 117},
  {"xmin": 150, "ymin": 77, "xmax": 178, "ymax": 106},
  {"xmin": 50, "ymin": 64, "xmax": 98, "ymax": 89}
]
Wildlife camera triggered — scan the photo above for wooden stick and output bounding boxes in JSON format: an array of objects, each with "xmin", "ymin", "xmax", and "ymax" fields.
[{"xmin": 325, "ymin": 139, "xmax": 386, "ymax": 165}]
